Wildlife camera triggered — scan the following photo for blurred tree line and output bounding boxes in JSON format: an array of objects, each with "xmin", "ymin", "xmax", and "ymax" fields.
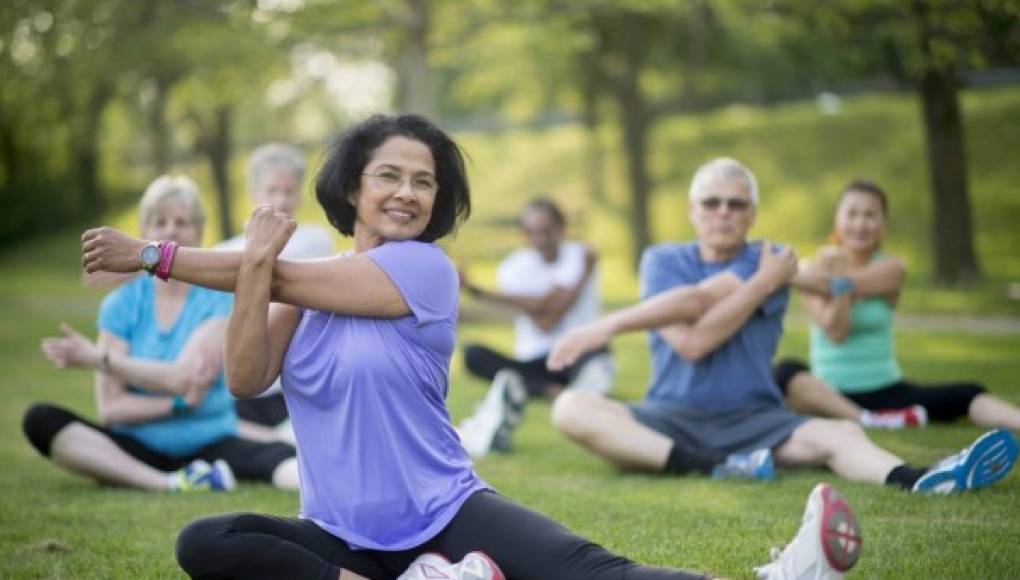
[{"xmin": 1, "ymin": 0, "xmax": 1017, "ymax": 284}]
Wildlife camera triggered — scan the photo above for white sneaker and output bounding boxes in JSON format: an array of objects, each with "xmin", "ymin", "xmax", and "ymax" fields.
[
  {"xmin": 458, "ymin": 369, "xmax": 527, "ymax": 458},
  {"xmin": 398, "ymin": 551, "xmax": 505, "ymax": 580},
  {"xmin": 859, "ymin": 405, "xmax": 927, "ymax": 429},
  {"xmin": 566, "ymin": 354, "xmax": 615, "ymax": 396},
  {"xmin": 754, "ymin": 483, "xmax": 861, "ymax": 580}
]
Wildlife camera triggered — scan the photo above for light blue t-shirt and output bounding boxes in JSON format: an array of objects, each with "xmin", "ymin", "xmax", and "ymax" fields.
[
  {"xmin": 282, "ymin": 240, "xmax": 488, "ymax": 551},
  {"xmin": 640, "ymin": 241, "xmax": 789, "ymax": 412},
  {"xmin": 97, "ymin": 275, "xmax": 237, "ymax": 457}
]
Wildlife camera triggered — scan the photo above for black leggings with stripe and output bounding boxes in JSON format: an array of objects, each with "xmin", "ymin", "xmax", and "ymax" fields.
[{"xmin": 176, "ymin": 490, "xmax": 707, "ymax": 580}]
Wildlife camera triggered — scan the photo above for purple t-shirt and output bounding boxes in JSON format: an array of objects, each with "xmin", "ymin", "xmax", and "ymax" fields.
[{"xmin": 281, "ymin": 240, "xmax": 488, "ymax": 550}]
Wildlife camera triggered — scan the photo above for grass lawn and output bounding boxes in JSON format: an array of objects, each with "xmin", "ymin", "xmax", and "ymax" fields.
[
  {"xmin": 1, "ymin": 232, "xmax": 1019, "ymax": 579},
  {"xmin": 3, "ymin": 87, "xmax": 1020, "ymax": 577}
]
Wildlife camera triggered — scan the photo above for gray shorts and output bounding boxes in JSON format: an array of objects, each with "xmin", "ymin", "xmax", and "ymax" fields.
[{"xmin": 628, "ymin": 401, "xmax": 807, "ymax": 456}]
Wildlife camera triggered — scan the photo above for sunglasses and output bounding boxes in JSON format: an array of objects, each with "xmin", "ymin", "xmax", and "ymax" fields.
[{"xmin": 698, "ymin": 196, "xmax": 752, "ymax": 212}]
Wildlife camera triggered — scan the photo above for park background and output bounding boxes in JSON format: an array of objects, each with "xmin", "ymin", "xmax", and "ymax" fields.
[{"xmin": 2, "ymin": 1, "xmax": 1019, "ymax": 577}]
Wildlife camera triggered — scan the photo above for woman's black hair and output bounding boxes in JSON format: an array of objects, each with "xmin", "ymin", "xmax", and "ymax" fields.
[
  {"xmin": 315, "ymin": 114, "xmax": 471, "ymax": 242},
  {"xmin": 839, "ymin": 179, "xmax": 889, "ymax": 215}
]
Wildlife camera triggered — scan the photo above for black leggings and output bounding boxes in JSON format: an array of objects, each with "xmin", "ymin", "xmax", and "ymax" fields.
[
  {"xmin": 176, "ymin": 490, "xmax": 707, "ymax": 580},
  {"xmin": 235, "ymin": 393, "xmax": 289, "ymax": 427},
  {"xmin": 463, "ymin": 343, "xmax": 608, "ymax": 397},
  {"xmin": 22, "ymin": 403, "xmax": 295, "ymax": 482},
  {"xmin": 773, "ymin": 359, "xmax": 985, "ymax": 423}
]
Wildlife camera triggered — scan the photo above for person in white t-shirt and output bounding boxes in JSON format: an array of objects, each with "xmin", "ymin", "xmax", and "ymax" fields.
[
  {"xmin": 219, "ymin": 143, "xmax": 333, "ymax": 444},
  {"xmin": 458, "ymin": 198, "xmax": 614, "ymax": 457}
]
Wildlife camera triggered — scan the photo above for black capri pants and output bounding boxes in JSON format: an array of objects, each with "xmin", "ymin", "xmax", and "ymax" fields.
[
  {"xmin": 463, "ymin": 343, "xmax": 609, "ymax": 397},
  {"xmin": 773, "ymin": 359, "xmax": 985, "ymax": 423},
  {"xmin": 22, "ymin": 403, "xmax": 295, "ymax": 482},
  {"xmin": 176, "ymin": 490, "xmax": 707, "ymax": 580}
]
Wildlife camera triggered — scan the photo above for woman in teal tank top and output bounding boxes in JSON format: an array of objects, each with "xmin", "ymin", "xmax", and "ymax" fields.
[{"xmin": 776, "ymin": 180, "xmax": 1020, "ymax": 431}]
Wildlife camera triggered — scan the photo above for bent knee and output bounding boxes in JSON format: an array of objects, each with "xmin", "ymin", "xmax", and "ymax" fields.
[
  {"xmin": 176, "ymin": 514, "xmax": 239, "ymax": 576},
  {"xmin": 551, "ymin": 391, "xmax": 602, "ymax": 436},
  {"xmin": 22, "ymin": 403, "xmax": 77, "ymax": 457},
  {"xmin": 814, "ymin": 418, "xmax": 867, "ymax": 446}
]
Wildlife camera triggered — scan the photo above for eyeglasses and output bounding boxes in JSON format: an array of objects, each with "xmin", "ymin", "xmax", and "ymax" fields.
[
  {"xmin": 362, "ymin": 170, "xmax": 438, "ymax": 196},
  {"xmin": 698, "ymin": 196, "xmax": 752, "ymax": 212}
]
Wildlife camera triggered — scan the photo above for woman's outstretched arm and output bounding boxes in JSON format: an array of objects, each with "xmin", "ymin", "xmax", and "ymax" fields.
[{"xmin": 82, "ymin": 206, "xmax": 409, "ymax": 318}]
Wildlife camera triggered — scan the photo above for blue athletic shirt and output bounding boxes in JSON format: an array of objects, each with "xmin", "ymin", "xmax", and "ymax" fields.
[
  {"xmin": 97, "ymin": 275, "xmax": 237, "ymax": 457},
  {"xmin": 640, "ymin": 241, "xmax": 789, "ymax": 412}
]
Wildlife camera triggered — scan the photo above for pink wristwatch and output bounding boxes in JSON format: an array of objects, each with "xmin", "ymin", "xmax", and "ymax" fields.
[{"xmin": 155, "ymin": 240, "xmax": 179, "ymax": 281}]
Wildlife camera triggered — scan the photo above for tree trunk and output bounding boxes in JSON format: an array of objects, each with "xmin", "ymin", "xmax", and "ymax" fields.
[
  {"xmin": 579, "ymin": 46, "xmax": 618, "ymax": 216},
  {"xmin": 398, "ymin": 0, "xmax": 432, "ymax": 117},
  {"xmin": 912, "ymin": 0, "xmax": 981, "ymax": 285},
  {"xmin": 0, "ymin": 115, "xmax": 19, "ymax": 185},
  {"xmin": 918, "ymin": 69, "xmax": 981, "ymax": 284},
  {"xmin": 611, "ymin": 13, "xmax": 653, "ymax": 271},
  {"xmin": 149, "ymin": 77, "xmax": 172, "ymax": 172},
  {"xmin": 72, "ymin": 82, "xmax": 114, "ymax": 215},
  {"xmin": 203, "ymin": 104, "xmax": 235, "ymax": 242}
]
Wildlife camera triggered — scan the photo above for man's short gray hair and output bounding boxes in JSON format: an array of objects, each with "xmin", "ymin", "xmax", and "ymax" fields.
[
  {"xmin": 138, "ymin": 174, "xmax": 205, "ymax": 233},
  {"xmin": 688, "ymin": 157, "xmax": 759, "ymax": 206},
  {"xmin": 247, "ymin": 143, "xmax": 306, "ymax": 194}
]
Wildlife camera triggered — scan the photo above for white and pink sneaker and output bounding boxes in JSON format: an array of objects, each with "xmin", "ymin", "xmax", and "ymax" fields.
[
  {"xmin": 398, "ymin": 551, "xmax": 505, "ymax": 580},
  {"xmin": 754, "ymin": 483, "xmax": 862, "ymax": 579},
  {"xmin": 860, "ymin": 405, "xmax": 928, "ymax": 429}
]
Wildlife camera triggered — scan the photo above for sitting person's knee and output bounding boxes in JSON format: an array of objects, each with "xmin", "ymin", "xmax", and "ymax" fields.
[
  {"xmin": 551, "ymin": 390, "xmax": 597, "ymax": 436},
  {"xmin": 176, "ymin": 514, "xmax": 234, "ymax": 575},
  {"xmin": 827, "ymin": 418, "xmax": 866, "ymax": 441},
  {"xmin": 22, "ymin": 403, "xmax": 77, "ymax": 457}
]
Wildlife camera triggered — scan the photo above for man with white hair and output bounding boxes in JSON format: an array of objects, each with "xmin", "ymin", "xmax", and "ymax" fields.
[{"xmin": 548, "ymin": 157, "xmax": 1015, "ymax": 499}]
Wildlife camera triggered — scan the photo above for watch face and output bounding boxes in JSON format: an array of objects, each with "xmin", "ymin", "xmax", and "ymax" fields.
[{"xmin": 141, "ymin": 244, "xmax": 160, "ymax": 268}]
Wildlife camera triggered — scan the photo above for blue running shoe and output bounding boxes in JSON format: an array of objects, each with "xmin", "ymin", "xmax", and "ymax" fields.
[
  {"xmin": 712, "ymin": 448, "xmax": 776, "ymax": 481},
  {"xmin": 173, "ymin": 459, "xmax": 237, "ymax": 492},
  {"xmin": 912, "ymin": 429, "xmax": 1018, "ymax": 494}
]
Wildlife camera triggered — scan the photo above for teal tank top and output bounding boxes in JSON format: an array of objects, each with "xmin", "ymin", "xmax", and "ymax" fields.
[{"xmin": 809, "ymin": 288, "xmax": 903, "ymax": 394}]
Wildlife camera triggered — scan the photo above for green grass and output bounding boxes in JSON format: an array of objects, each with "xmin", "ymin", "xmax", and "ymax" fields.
[
  {"xmin": 3, "ymin": 88, "xmax": 1020, "ymax": 577},
  {"xmin": 2, "ymin": 230, "xmax": 1019, "ymax": 578}
]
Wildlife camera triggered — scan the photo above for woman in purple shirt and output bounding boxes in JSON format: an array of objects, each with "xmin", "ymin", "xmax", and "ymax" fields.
[{"xmin": 81, "ymin": 115, "xmax": 856, "ymax": 580}]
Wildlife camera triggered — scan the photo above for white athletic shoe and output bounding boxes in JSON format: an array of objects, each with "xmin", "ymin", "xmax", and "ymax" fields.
[
  {"xmin": 754, "ymin": 483, "xmax": 862, "ymax": 580},
  {"xmin": 398, "ymin": 551, "xmax": 505, "ymax": 580},
  {"xmin": 458, "ymin": 369, "xmax": 527, "ymax": 458},
  {"xmin": 566, "ymin": 354, "xmax": 615, "ymax": 396}
]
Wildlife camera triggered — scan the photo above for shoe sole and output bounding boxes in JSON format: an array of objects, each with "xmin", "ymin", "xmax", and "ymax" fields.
[
  {"xmin": 914, "ymin": 429, "xmax": 1018, "ymax": 494},
  {"xmin": 818, "ymin": 484, "xmax": 862, "ymax": 573}
]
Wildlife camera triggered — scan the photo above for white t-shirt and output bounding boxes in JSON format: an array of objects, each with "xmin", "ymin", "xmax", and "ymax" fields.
[
  {"xmin": 217, "ymin": 223, "xmax": 334, "ymax": 260},
  {"xmin": 217, "ymin": 223, "xmax": 333, "ymax": 396},
  {"xmin": 497, "ymin": 240, "xmax": 601, "ymax": 360}
]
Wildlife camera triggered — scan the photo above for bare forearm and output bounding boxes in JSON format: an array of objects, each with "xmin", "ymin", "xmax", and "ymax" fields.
[
  {"xmin": 679, "ymin": 275, "xmax": 775, "ymax": 360},
  {"xmin": 98, "ymin": 390, "xmax": 174, "ymax": 425},
  {"xmin": 816, "ymin": 295, "xmax": 852, "ymax": 342},
  {"xmin": 850, "ymin": 258, "xmax": 905, "ymax": 299},
  {"xmin": 225, "ymin": 257, "xmax": 274, "ymax": 397},
  {"xmin": 603, "ymin": 285, "xmax": 709, "ymax": 335},
  {"xmin": 103, "ymin": 353, "xmax": 188, "ymax": 395},
  {"xmin": 791, "ymin": 268, "xmax": 831, "ymax": 296},
  {"xmin": 533, "ymin": 262, "xmax": 597, "ymax": 329},
  {"xmin": 168, "ymin": 248, "xmax": 244, "ymax": 292}
]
